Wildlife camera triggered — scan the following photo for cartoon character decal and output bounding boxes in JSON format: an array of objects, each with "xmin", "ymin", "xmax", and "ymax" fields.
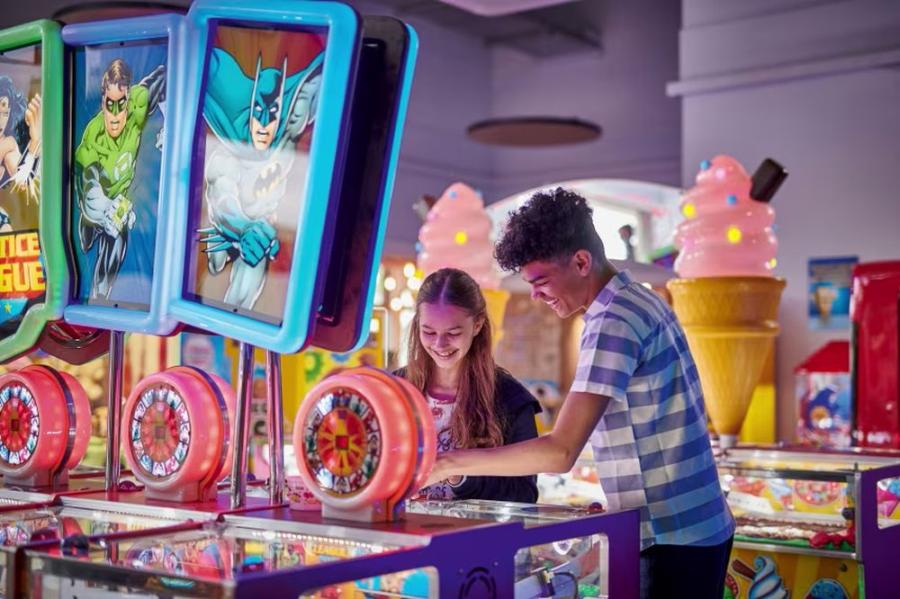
[
  {"xmin": 195, "ymin": 38, "xmax": 323, "ymax": 314},
  {"xmin": 0, "ymin": 77, "xmax": 40, "ymax": 203},
  {"xmin": 0, "ymin": 46, "xmax": 45, "ymax": 336},
  {"xmin": 74, "ymin": 57, "xmax": 165, "ymax": 301}
]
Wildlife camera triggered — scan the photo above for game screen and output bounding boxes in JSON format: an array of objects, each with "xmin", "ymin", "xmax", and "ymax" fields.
[
  {"xmin": 184, "ymin": 23, "xmax": 326, "ymax": 326},
  {"xmin": 0, "ymin": 43, "xmax": 44, "ymax": 339},
  {"xmin": 69, "ymin": 38, "xmax": 167, "ymax": 311}
]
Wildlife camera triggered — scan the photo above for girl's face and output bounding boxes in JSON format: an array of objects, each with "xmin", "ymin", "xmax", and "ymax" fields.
[{"xmin": 418, "ymin": 302, "xmax": 483, "ymax": 372}]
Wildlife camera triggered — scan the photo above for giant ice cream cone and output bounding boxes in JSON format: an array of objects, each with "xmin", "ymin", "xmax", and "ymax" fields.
[
  {"xmin": 669, "ymin": 155, "xmax": 788, "ymax": 447},
  {"xmin": 417, "ymin": 183, "xmax": 508, "ymax": 349},
  {"xmin": 482, "ymin": 288, "xmax": 510, "ymax": 348},
  {"xmin": 668, "ymin": 277, "xmax": 785, "ymax": 447}
]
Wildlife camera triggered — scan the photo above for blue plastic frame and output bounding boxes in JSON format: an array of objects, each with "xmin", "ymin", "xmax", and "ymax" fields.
[
  {"xmin": 167, "ymin": 0, "xmax": 360, "ymax": 354},
  {"xmin": 348, "ymin": 24, "xmax": 419, "ymax": 353},
  {"xmin": 61, "ymin": 14, "xmax": 184, "ymax": 336}
]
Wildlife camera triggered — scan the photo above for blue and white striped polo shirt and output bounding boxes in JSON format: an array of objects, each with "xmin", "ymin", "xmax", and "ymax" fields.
[{"xmin": 571, "ymin": 270, "xmax": 734, "ymax": 550}]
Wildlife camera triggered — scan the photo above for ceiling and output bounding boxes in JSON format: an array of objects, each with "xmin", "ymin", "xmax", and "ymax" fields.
[
  {"xmin": 1, "ymin": 0, "xmax": 604, "ymax": 58},
  {"xmin": 391, "ymin": 0, "xmax": 604, "ymax": 57}
]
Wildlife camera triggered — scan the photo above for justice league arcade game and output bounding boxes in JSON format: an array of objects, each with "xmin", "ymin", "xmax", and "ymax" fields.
[{"xmin": 0, "ymin": 20, "xmax": 95, "ymax": 502}]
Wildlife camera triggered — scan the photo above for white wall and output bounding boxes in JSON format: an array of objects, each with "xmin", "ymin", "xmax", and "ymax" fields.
[
  {"xmin": 676, "ymin": 0, "xmax": 900, "ymax": 440},
  {"xmin": 489, "ymin": 0, "xmax": 682, "ymax": 200},
  {"xmin": 379, "ymin": 4, "xmax": 496, "ymax": 254}
]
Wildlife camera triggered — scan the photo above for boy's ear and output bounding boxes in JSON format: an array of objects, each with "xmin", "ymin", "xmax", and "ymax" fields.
[{"xmin": 573, "ymin": 249, "xmax": 593, "ymax": 275}]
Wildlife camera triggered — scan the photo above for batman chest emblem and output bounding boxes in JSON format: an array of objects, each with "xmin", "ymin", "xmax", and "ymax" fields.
[{"xmin": 253, "ymin": 161, "xmax": 285, "ymax": 201}]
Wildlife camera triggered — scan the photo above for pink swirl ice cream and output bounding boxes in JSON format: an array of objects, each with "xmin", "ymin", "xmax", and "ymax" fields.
[
  {"xmin": 674, "ymin": 155, "xmax": 778, "ymax": 278},
  {"xmin": 417, "ymin": 182, "xmax": 502, "ymax": 289}
]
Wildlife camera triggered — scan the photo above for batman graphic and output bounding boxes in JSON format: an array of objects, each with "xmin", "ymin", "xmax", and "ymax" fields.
[{"xmin": 199, "ymin": 48, "xmax": 323, "ymax": 310}]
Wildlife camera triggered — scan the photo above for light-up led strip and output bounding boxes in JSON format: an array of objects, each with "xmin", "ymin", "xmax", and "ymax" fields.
[
  {"xmin": 130, "ymin": 384, "xmax": 191, "ymax": 478},
  {"xmin": 0, "ymin": 383, "xmax": 39, "ymax": 466}
]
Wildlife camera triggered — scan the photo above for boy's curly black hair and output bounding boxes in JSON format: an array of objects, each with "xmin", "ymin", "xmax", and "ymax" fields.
[{"xmin": 494, "ymin": 187, "xmax": 605, "ymax": 272}]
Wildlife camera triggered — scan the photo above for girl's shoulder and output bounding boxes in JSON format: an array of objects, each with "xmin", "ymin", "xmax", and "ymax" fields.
[{"xmin": 494, "ymin": 368, "xmax": 541, "ymax": 415}]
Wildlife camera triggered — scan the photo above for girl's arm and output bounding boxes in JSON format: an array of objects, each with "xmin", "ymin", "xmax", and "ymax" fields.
[
  {"xmin": 450, "ymin": 402, "xmax": 541, "ymax": 502},
  {"xmin": 426, "ymin": 390, "xmax": 611, "ymax": 486}
]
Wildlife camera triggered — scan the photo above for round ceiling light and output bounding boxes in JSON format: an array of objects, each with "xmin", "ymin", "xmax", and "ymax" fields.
[{"xmin": 467, "ymin": 116, "xmax": 601, "ymax": 147}]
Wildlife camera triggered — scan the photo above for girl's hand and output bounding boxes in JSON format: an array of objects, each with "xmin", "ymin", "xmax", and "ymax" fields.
[{"xmin": 424, "ymin": 454, "xmax": 450, "ymax": 488}]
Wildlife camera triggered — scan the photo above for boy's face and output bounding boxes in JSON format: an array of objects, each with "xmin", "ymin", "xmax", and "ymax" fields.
[{"xmin": 521, "ymin": 252, "xmax": 591, "ymax": 318}]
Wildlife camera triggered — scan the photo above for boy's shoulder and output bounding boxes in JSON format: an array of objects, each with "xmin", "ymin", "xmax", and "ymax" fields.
[{"xmin": 601, "ymin": 280, "xmax": 673, "ymax": 339}]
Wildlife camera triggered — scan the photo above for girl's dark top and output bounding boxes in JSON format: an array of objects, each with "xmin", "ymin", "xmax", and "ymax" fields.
[{"xmin": 394, "ymin": 366, "xmax": 542, "ymax": 503}]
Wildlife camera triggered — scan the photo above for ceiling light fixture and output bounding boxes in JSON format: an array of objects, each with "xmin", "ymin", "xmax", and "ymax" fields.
[{"xmin": 467, "ymin": 116, "xmax": 601, "ymax": 147}]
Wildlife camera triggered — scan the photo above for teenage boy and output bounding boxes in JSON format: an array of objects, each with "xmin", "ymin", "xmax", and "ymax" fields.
[{"xmin": 426, "ymin": 187, "xmax": 734, "ymax": 599}]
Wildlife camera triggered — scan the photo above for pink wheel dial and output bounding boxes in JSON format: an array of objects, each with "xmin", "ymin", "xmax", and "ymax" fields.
[
  {"xmin": 0, "ymin": 367, "xmax": 91, "ymax": 480},
  {"xmin": 0, "ymin": 385, "xmax": 38, "ymax": 459},
  {"xmin": 293, "ymin": 369, "xmax": 436, "ymax": 516},
  {"xmin": 131, "ymin": 383, "xmax": 190, "ymax": 478},
  {"xmin": 123, "ymin": 368, "xmax": 233, "ymax": 497}
]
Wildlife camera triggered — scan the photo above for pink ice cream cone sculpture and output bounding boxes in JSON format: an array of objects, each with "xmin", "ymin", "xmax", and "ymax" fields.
[
  {"xmin": 667, "ymin": 155, "xmax": 788, "ymax": 448},
  {"xmin": 417, "ymin": 182, "xmax": 508, "ymax": 346}
]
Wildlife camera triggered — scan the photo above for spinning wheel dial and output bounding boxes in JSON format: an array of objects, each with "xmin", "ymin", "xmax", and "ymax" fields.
[
  {"xmin": 293, "ymin": 368, "xmax": 436, "ymax": 521},
  {"xmin": 0, "ymin": 367, "xmax": 91, "ymax": 486},
  {"xmin": 130, "ymin": 384, "xmax": 191, "ymax": 478},
  {"xmin": 123, "ymin": 367, "xmax": 235, "ymax": 502},
  {"xmin": 304, "ymin": 390, "xmax": 381, "ymax": 495},
  {"xmin": 0, "ymin": 383, "xmax": 39, "ymax": 465}
]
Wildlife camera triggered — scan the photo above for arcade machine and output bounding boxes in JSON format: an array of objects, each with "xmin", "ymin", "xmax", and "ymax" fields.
[
  {"xmin": 11, "ymin": 0, "xmax": 641, "ymax": 595},
  {"xmin": 851, "ymin": 261, "xmax": 900, "ymax": 449},
  {"xmin": 0, "ymin": 19, "xmax": 95, "ymax": 505},
  {"xmin": 0, "ymin": 17, "xmax": 199, "ymax": 597},
  {"xmin": 708, "ymin": 263, "xmax": 900, "ymax": 598},
  {"xmin": 43, "ymin": 12, "xmax": 253, "ymax": 521}
]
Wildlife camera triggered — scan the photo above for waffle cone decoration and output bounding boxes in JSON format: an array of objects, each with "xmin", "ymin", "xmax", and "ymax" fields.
[
  {"xmin": 667, "ymin": 277, "xmax": 785, "ymax": 447},
  {"xmin": 482, "ymin": 288, "xmax": 510, "ymax": 350}
]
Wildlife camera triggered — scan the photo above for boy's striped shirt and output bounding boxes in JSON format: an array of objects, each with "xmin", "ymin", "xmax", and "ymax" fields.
[{"xmin": 571, "ymin": 270, "xmax": 734, "ymax": 549}]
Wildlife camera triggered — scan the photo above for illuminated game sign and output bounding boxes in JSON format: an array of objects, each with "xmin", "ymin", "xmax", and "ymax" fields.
[
  {"xmin": 168, "ymin": 0, "xmax": 361, "ymax": 354},
  {"xmin": 0, "ymin": 231, "xmax": 45, "ymax": 331},
  {"xmin": 61, "ymin": 15, "xmax": 184, "ymax": 336},
  {"xmin": 187, "ymin": 24, "xmax": 326, "ymax": 325},
  {"xmin": 0, "ymin": 20, "xmax": 66, "ymax": 361}
]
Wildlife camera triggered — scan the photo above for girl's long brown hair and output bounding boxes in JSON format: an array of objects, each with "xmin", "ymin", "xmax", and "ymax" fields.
[{"xmin": 405, "ymin": 268, "xmax": 503, "ymax": 449}]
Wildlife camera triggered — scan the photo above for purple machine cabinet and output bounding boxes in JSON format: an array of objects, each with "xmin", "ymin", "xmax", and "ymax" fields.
[
  {"xmin": 718, "ymin": 446, "xmax": 900, "ymax": 599},
  {"xmin": 21, "ymin": 501, "xmax": 639, "ymax": 598}
]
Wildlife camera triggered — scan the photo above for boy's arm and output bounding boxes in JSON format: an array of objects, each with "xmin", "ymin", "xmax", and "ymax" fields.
[{"xmin": 426, "ymin": 391, "xmax": 611, "ymax": 486}]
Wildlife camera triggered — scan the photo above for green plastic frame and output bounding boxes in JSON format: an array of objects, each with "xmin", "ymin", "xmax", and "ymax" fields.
[{"xmin": 0, "ymin": 20, "xmax": 67, "ymax": 362}]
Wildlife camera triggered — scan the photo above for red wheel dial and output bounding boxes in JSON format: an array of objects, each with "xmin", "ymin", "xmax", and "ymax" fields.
[
  {"xmin": 130, "ymin": 384, "xmax": 190, "ymax": 479},
  {"xmin": 0, "ymin": 384, "xmax": 38, "ymax": 462},
  {"xmin": 304, "ymin": 390, "xmax": 381, "ymax": 495}
]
